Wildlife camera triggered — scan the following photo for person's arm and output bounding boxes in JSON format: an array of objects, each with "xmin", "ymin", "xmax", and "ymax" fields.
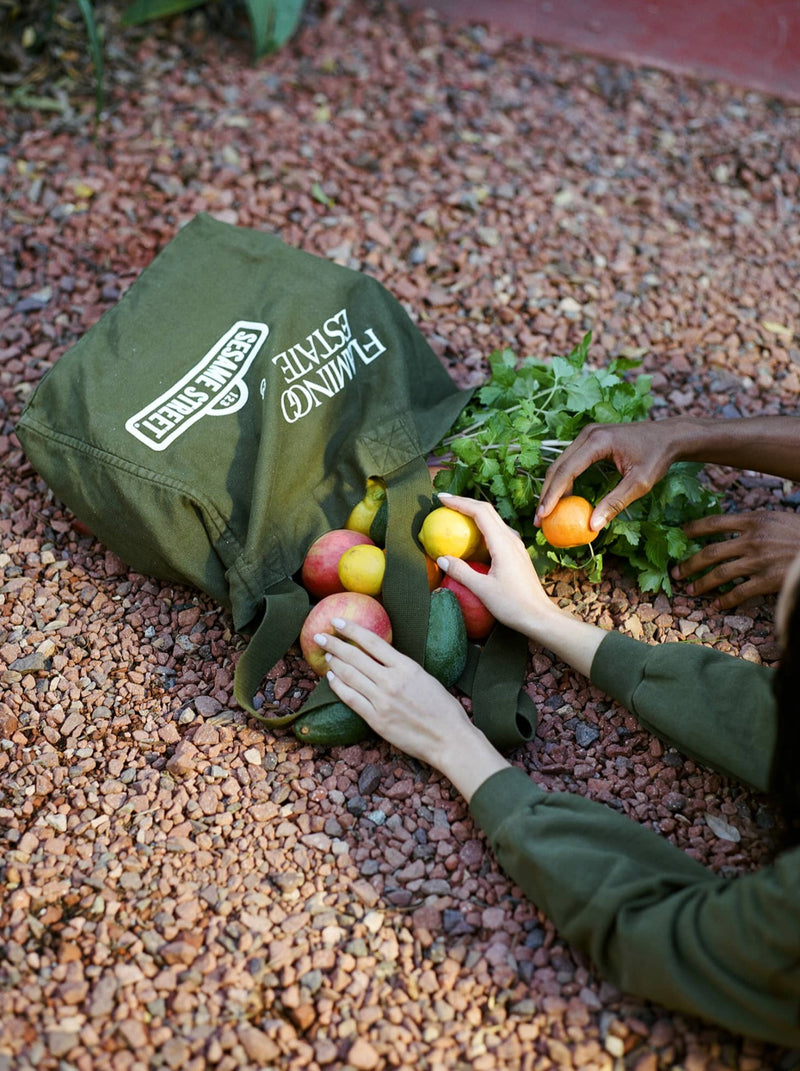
[
  {"xmin": 318, "ymin": 495, "xmax": 797, "ymax": 1045},
  {"xmin": 471, "ymin": 767, "xmax": 800, "ymax": 1048},
  {"xmin": 536, "ymin": 415, "xmax": 800, "ymax": 532},
  {"xmin": 437, "ymin": 495, "xmax": 780, "ymax": 787},
  {"xmin": 668, "ymin": 414, "xmax": 800, "ymax": 479},
  {"xmin": 591, "ymin": 630, "xmax": 778, "ymax": 791},
  {"xmin": 319, "ymin": 615, "xmax": 796, "ymax": 1046}
]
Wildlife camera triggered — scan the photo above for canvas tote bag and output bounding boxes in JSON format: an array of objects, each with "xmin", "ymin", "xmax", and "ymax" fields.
[{"xmin": 17, "ymin": 213, "xmax": 536, "ymax": 749}]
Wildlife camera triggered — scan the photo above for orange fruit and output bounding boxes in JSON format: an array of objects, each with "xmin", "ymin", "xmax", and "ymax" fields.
[
  {"xmin": 425, "ymin": 554, "xmax": 443, "ymax": 591},
  {"xmin": 337, "ymin": 543, "xmax": 386, "ymax": 596},
  {"xmin": 420, "ymin": 506, "xmax": 483, "ymax": 561},
  {"xmin": 540, "ymin": 495, "xmax": 599, "ymax": 549}
]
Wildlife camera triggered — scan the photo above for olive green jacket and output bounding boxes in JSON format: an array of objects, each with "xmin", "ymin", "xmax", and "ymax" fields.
[{"xmin": 470, "ymin": 631, "xmax": 800, "ymax": 1047}]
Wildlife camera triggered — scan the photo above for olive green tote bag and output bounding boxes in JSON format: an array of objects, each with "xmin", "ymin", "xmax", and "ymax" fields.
[{"xmin": 17, "ymin": 214, "xmax": 535, "ymax": 749}]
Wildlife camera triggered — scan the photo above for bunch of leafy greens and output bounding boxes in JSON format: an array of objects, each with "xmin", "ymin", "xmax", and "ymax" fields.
[{"xmin": 432, "ymin": 333, "xmax": 722, "ymax": 594}]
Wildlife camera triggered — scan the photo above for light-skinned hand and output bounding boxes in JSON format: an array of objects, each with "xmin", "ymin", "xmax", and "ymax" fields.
[
  {"xmin": 315, "ymin": 619, "xmax": 509, "ymax": 801},
  {"xmin": 433, "ymin": 494, "xmax": 558, "ymax": 638}
]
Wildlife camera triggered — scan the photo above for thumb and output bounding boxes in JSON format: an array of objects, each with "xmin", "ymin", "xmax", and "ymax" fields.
[
  {"xmin": 589, "ymin": 504, "xmax": 613, "ymax": 531},
  {"xmin": 591, "ymin": 488, "xmax": 634, "ymax": 530}
]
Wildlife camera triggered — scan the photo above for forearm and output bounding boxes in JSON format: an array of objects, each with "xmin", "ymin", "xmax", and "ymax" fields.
[
  {"xmin": 518, "ymin": 603, "xmax": 607, "ymax": 679},
  {"xmin": 670, "ymin": 415, "xmax": 800, "ymax": 482},
  {"xmin": 471, "ymin": 768, "xmax": 800, "ymax": 1048},
  {"xmin": 439, "ymin": 723, "xmax": 512, "ymax": 803},
  {"xmin": 591, "ymin": 631, "xmax": 778, "ymax": 790}
]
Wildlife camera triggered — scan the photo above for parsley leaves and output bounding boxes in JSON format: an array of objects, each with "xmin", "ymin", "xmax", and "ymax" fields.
[{"xmin": 433, "ymin": 334, "xmax": 721, "ymax": 594}]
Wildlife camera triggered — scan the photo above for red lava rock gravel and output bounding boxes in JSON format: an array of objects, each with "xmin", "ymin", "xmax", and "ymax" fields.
[{"xmin": 2, "ymin": 2, "xmax": 800, "ymax": 1069}]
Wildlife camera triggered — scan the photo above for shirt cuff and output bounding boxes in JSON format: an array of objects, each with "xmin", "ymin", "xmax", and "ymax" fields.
[
  {"xmin": 589, "ymin": 630, "xmax": 655, "ymax": 709},
  {"xmin": 469, "ymin": 765, "xmax": 546, "ymax": 835}
]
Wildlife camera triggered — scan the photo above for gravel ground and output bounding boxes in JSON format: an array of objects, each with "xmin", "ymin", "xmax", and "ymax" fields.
[{"xmin": 2, "ymin": 2, "xmax": 800, "ymax": 1069}]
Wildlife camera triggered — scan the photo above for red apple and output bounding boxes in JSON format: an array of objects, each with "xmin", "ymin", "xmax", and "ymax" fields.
[
  {"xmin": 441, "ymin": 561, "xmax": 494, "ymax": 640},
  {"xmin": 301, "ymin": 529, "xmax": 375, "ymax": 599},
  {"xmin": 300, "ymin": 591, "xmax": 393, "ymax": 676}
]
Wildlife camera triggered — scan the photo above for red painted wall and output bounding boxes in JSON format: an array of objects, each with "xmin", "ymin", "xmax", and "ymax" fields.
[{"xmin": 401, "ymin": 0, "xmax": 800, "ymax": 101}]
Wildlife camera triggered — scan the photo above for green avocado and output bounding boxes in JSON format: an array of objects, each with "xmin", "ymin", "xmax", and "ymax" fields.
[
  {"xmin": 424, "ymin": 587, "xmax": 468, "ymax": 688},
  {"xmin": 368, "ymin": 498, "xmax": 388, "ymax": 547},
  {"xmin": 292, "ymin": 701, "xmax": 372, "ymax": 746}
]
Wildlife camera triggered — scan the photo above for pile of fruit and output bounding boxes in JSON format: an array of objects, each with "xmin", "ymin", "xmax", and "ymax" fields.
[
  {"xmin": 289, "ymin": 336, "xmax": 725, "ymax": 746},
  {"xmin": 292, "ymin": 472, "xmax": 497, "ymax": 746}
]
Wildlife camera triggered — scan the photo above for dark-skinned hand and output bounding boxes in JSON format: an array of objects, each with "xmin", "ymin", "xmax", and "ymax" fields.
[{"xmin": 673, "ymin": 509, "xmax": 800, "ymax": 610}]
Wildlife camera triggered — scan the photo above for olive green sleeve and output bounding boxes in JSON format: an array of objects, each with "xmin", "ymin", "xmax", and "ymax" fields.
[
  {"xmin": 590, "ymin": 631, "xmax": 778, "ymax": 792},
  {"xmin": 470, "ymin": 767, "xmax": 800, "ymax": 1047}
]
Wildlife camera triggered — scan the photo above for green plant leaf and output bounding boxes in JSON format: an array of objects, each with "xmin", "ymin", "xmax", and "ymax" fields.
[
  {"xmin": 433, "ymin": 464, "xmax": 472, "ymax": 496},
  {"xmin": 311, "ymin": 181, "xmax": 332, "ymax": 206},
  {"xmin": 566, "ymin": 376, "xmax": 602, "ymax": 411},
  {"xmin": 510, "ymin": 474, "xmax": 535, "ymax": 511},
  {"xmin": 638, "ymin": 565, "xmax": 671, "ymax": 595},
  {"xmin": 566, "ymin": 332, "xmax": 592, "ymax": 368},
  {"xmin": 590, "ymin": 400, "xmax": 620, "ymax": 424},
  {"xmin": 244, "ymin": 0, "xmax": 306, "ymax": 58},
  {"xmin": 122, "ymin": 0, "xmax": 207, "ymax": 25},
  {"xmin": 642, "ymin": 525, "xmax": 670, "ymax": 570},
  {"xmin": 451, "ymin": 438, "xmax": 483, "ymax": 467},
  {"xmin": 74, "ymin": 0, "xmax": 105, "ymax": 116},
  {"xmin": 585, "ymin": 550, "xmax": 604, "ymax": 583},
  {"xmin": 608, "ymin": 355, "xmax": 643, "ymax": 373},
  {"xmin": 516, "ymin": 442, "xmax": 541, "ymax": 471},
  {"xmin": 608, "ymin": 517, "xmax": 641, "ymax": 547},
  {"xmin": 666, "ymin": 527, "xmax": 690, "ymax": 559}
]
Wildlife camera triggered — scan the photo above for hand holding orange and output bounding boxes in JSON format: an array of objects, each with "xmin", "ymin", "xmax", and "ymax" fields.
[{"xmin": 540, "ymin": 495, "xmax": 600, "ymax": 549}]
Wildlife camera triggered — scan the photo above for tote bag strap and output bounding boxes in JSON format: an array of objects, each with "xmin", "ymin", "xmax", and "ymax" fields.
[
  {"xmin": 381, "ymin": 456, "xmax": 436, "ymax": 663},
  {"xmin": 457, "ymin": 629, "xmax": 537, "ymax": 750},
  {"xmin": 233, "ymin": 577, "xmax": 310, "ymax": 722}
]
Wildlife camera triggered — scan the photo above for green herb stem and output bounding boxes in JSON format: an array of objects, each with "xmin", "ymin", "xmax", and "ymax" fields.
[
  {"xmin": 441, "ymin": 386, "xmax": 561, "ymax": 444},
  {"xmin": 477, "ymin": 439, "xmax": 569, "ymax": 455}
]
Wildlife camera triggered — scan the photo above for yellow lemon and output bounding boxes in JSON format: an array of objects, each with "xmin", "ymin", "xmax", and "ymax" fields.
[
  {"xmin": 345, "ymin": 477, "xmax": 387, "ymax": 535},
  {"xmin": 420, "ymin": 506, "xmax": 482, "ymax": 561},
  {"xmin": 337, "ymin": 543, "xmax": 386, "ymax": 596},
  {"xmin": 346, "ymin": 499, "xmax": 378, "ymax": 536}
]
